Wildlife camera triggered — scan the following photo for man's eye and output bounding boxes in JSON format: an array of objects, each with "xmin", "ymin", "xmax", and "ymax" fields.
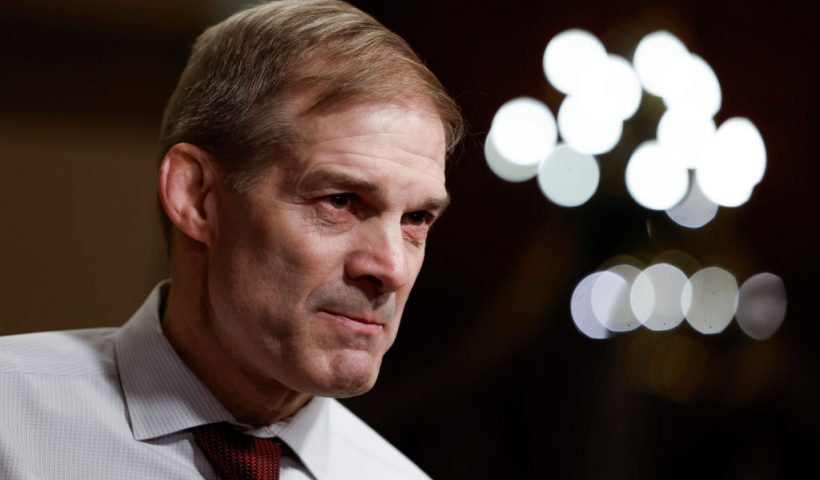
[
  {"xmin": 405, "ymin": 211, "xmax": 431, "ymax": 226},
  {"xmin": 326, "ymin": 194, "xmax": 355, "ymax": 209}
]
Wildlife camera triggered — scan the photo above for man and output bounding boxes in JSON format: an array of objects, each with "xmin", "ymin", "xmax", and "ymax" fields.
[{"xmin": 0, "ymin": 1, "xmax": 463, "ymax": 478}]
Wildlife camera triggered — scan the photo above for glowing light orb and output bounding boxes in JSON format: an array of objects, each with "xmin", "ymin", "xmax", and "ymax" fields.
[
  {"xmin": 625, "ymin": 141, "xmax": 689, "ymax": 210},
  {"xmin": 630, "ymin": 263, "xmax": 688, "ymax": 331},
  {"xmin": 537, "ymin": 144, "xmax": 600, "ymax": 207},
  {"xmin": 543, "ymin": 29, "xmax": 607, "ymax": 96},
  {"xmin": 607, "ymin": 263, "xmax": 643, "ymax": 328},
  {"xmin": 696, "ymin": 168, "xmax": 754, "ymax": 208},
  {"xmin": 719, "ymin": 117, "xmax": 766, "ymax": 186},
  {"xmin": 665, "ymin": 174, "xmax": 719, "ymax": 229},
  {"xmin": 591, "ymin": 271, "xmax": 640, "ymax": 332},
  {"xmin": 577, "ymin": 54, "xmax": 643, "ymax": 121},
  {"xmin": 571, "ymin": 272, "xmax": 611, "ymax": 339},
  {"xmin": 557, "ymin": 95, "xmax": 623, "ymax": 155},
  {"xmin": 656, "ymin": 109, "xmax": 717, "ymax": 170},
  {"xmin": 736, "ymin": 273, "xmax": 787, "ymax": 340},
  {"xmin": 633, "ymin": 30, "xmax": 690, "ymax": 97},
  {"xmin": 484, "ymin": 131, "xmax": 540, "ymax": 182},
  {"xmin": 490, "ymin": 97, "xmax": 557, "ymax": 166},
  {"xmin": 662, "ymin": 54, "xmax": 722, "ymax": 117},
  {"xmin": 682, "ymin": 267, "xmax": 738, "ymax": 334},
  {"xmin": 697, "ymin": 117, "xmax": 766, "ymax": 207}
]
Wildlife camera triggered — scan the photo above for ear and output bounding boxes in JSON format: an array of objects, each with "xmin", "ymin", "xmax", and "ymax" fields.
[{"xmin": 158, "ymin": 143, "xmax": 218, "ymax": 247}]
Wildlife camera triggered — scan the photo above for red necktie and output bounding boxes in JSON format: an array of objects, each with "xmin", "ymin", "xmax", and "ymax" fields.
[{"xmin": 193, "ymin": 423, "xmax": 284, "ymax": 480}]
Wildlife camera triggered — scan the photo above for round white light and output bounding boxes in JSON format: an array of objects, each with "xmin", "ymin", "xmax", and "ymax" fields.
[
  {"xmin": 662, "ymin": 54, "xmax": 722, "ymax": 117},
  {"xmin": 484, "ymin": 130, "xmax": 540, "ymax": 182},
  {"xmin": 490, "ymin": 97, "xmax": 557, "ymax": 167},
  {"xmin": 625, "ymin": 141, "xmax": 690, "ymax": 210},
  {"xmin": 656, "ymin": 109, "xmax": 717, "ymax": 170},
  {"xmin": 633, "ymin": 30, "xmax": 690, "ymax": 97},
  {"xmin": 577, "ymin": 54, "xmax": 643, "ymax": 121},
  {"xmin": 736, "ymin": 273, "xmax": 787, "ymax": 340},
  {"xmin": 630, "ymin": 263, "xmax": 688, "ymax": 331},
  {"xmin": 724, "ymin": 118, "xmax": 766, "ymax": 186},
  {"xmin": 537, "ymin": 144, "xmax": 600, "ymax": 207},
  {"xmin": 557, "ymin": 95, "xmax": 623, "ymax": 155},
  {"xmin": 608, "ymin": 263, "xmax": 643, "ymax": 328},
  {"xmin": 696, "ymin": 165, "xmax": 754, "ymax": 208},
  {"xmin": 682, "ymin": 267, "xmax": 738, "ymax": 334},
  {"xmin": 571, "ymin": 272, "xmax": 611, "ymax": 339},
  {"xmin": 697, "ymin": 117, "xmax": 766, "ymax": 207},
  {"xmin": 665, "ymin": 173, "xmax": 719, "ymax": 229},
  {"xmin": 543, "ymin": 29, "xmax": 608, "ymax": 96},
  {"xmin": 591, "ymin": 271, "xmax": 640, "ymax": 332}
]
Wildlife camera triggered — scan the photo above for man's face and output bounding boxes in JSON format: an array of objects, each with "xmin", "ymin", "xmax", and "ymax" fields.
[{"xmin": 206, "ymin": 99, "xmax": 448, "ymax": 398}]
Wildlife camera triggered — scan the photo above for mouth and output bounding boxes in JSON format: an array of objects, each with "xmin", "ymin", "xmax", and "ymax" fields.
[{"xmin": 318, "ymin": 310, "xmax": 385, "ymax": 335}]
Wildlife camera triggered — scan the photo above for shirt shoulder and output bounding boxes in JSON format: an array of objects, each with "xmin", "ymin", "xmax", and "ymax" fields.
[
  {"xmin": 0, "ymin": 327, "xmax": 119, "ymax": 376},
  {"xmin": 327, "ymin": 399, "xmax": 432, "ymax": 480}
]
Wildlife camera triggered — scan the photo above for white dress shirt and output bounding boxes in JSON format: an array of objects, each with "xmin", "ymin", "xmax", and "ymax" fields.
[{"xmin": 0, "ymin": 282, "xmax": 431, "ymax": 479}]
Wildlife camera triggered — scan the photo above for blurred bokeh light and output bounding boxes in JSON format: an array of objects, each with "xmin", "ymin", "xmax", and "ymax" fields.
[
  {"xmin": 489, "ymin": 97, "xmax": 557, "ymax": 168},
  {"xmin": 631, "ymin": 263, "xmax": 689, "ymax": 331},
  {"xmin": 736, "ymin": 273, "xmax": 787, "ymax": 340},
  {"xmin": 683, "ymin": 266, "xmax": 739, "ymax": 334},
  {"xmin": 698, "ymin": 117, "xmax": 767, "ymax": 207},
  {"xmin": 577, "ymin": 54, "xmax": 642, "ymax": 121},
  {"xmin": 662, "ymin": 54, "xmax": 722, "ymax": 117},
  {"xmin": 537, "ymin": 144, "xmax": 600, "ymax": 207},
  {"xmin": 570, "ymin": 254, "xmax": 786, "ymax": 341},
  {"xmin": 571, "ymin": 272, "xmax": 611, "ymax": 340},
  {"xmin": 591, "ymin": 270, "xmax": 641, "ymax": 333},
  {"xmin": 542, "ymin": 29, "xmax": 607, "ymax": 96},
  {"xmin": 484, "ymin": 129, "xmax": 541, "ymax": 182},
  {"xmin": 665, "ymin": 174, "xmax": 720, "ymax": 228},
  {"xmin": 656, "ymin": 109, "xmax": 716, "ymax": 170},
  {"xmin": 557, "ymin": 94, "xmax": 624, "ymax": 155},
  {"xmin": 632, "ymin": 30, "xmax": 690, "ymax": 97},
  {"xmin": 625, "ymin": 141, "xmax": 690, "ymax": 210}
]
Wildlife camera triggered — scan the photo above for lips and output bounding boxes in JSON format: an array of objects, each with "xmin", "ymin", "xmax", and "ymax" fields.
[
  {"xmin": 320, "ymin": 310, "xmax": 383, "ymax": 326},
  {"xmin": 319, "ymin": 309, "xmax": 385, "ymax": 335}
]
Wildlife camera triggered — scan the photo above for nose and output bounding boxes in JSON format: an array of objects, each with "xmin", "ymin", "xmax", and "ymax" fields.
[{"xmin": 345, "ymin": 218, "xmax": 412, "ymax": 295}]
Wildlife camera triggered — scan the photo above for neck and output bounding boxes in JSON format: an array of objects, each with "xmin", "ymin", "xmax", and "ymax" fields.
[{"xmin": 161, "ymin": 242, "xmax": 311, "ymax": 427}]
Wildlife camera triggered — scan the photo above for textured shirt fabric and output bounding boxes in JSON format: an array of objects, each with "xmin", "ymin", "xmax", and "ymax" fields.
[{"xmin": 0, "ymin": 282, "xmax": 431, "ymax": 480}]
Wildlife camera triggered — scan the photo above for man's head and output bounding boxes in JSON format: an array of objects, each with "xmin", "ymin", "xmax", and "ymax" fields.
[
  {"xmin": 157, "ymin": 0, "xmax": 462, "ymax": 407},
  {"xmin": 158, "ymin": 0, "xmax": 462, "ymax": 241}
]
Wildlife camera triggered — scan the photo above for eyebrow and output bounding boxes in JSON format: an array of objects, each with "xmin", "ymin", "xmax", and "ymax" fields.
[
  {"xmin": 420, "ymin": 193, "xmax": 451, "ymax": 215},
  {"xmin": 300, "ymin": 168, "xmax": 451, "ymax": 214}
]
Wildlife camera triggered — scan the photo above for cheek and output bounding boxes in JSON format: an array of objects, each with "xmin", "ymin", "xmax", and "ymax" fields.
[
  {"xmin": 216, "ymin": 218, "xmax": 350, "ymax": 313},
  {"xmin": 272, "ymin": 231, "xmax": 351, "ymax": 289},
  {"xmin": 403, "ymin": 250, "xmax": 426, "ymax": 290},
  {"xmin": 219, "ymin": 206, "xmax": 306, "ymax": 275}
]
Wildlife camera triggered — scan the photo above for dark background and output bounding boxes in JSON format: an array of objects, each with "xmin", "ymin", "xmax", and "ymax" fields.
[{"xmin": 1, "ymin": 0, "xmax": 818, "ymax": 478}]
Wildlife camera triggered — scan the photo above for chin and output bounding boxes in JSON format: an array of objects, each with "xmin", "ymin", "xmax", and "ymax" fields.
[
  {"xmin": 319, "ymin": 352, "xmax": 382, "ymax": 398},
  {"xmin": 326, "ymin": 377, "xmax": 377, "ymax": 399}
]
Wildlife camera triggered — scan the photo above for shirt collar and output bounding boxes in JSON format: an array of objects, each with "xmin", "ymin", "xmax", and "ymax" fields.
[
  {"xmin": 114, "ymin": 281, "xmax": 330, "ymax": 480},
  {"xmin": 114, "ymin": 281, "xmax": 234, "ymax": 441}
]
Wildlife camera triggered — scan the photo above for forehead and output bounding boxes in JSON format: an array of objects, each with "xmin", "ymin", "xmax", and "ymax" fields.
[{"xmin": 284, "ymin": 99, "xmax": 448, "ymax": 192}]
